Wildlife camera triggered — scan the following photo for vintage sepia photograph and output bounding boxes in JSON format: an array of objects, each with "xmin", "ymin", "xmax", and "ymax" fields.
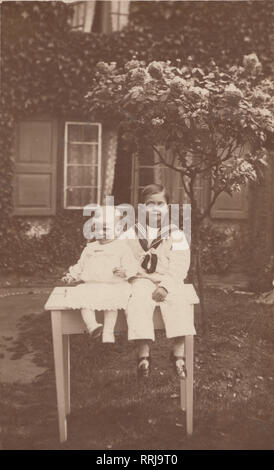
[{"xmin": 0, "ymin": 0, "xmax": 274, "ymax": 452}]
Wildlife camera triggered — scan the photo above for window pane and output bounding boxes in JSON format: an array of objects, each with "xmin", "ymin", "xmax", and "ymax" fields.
[
  {"xmin": 67, "ymin": 143, "xmax": 98, "ymax": 164},
  {"xmin": 66, "ymin": 187, "xmax": 98, "ymax": 207},
  {"xmin": 138, "ymin": 187, "xmax": 146, "ymax": 203},
  {"xmin": 83, "ymin": 124, "xmax": 98, "ymax": 142},
  {"xmin": 67, "ymin": 166, "xmax": 97, "ymax": 187},
  {"xmin": 67, "ymin": 124, "xmax": 83, "ymax": 141},
  {"xmin": 157, "ymin": 167, "xmax": 185, "ymax": 204},
  {"xmin": 67, "ymin": 123, "xmax": 98, "ymax": 142},
  {"xmin": 71, "ymin": 2, "xmax": 85, "ymax": 29},
  {"xmin": 78, "ymin": 3, "xmax": 85, "ymax": 25},
  {"xmin": 139, "ymin": 167, "xmax": 154, "ymax": 187},
  {"xmin": 138, "ymin": 147, "xmax": 154, "ymax": 166}
]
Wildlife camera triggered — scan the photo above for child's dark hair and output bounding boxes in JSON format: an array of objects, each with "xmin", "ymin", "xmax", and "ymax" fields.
[{"xmin": 141, "ymin": 184, "xmax": 170, "ymax": 204}]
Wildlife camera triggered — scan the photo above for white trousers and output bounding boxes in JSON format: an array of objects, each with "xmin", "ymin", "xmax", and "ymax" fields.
[{"xmin": 126, "ymin": 279, "xmax": 196, "ymax": 341}]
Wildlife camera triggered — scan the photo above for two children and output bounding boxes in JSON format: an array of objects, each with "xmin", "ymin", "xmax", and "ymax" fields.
[{"xmin": 63, "ymin": 184, "xmax": 196, "ymax": 378}]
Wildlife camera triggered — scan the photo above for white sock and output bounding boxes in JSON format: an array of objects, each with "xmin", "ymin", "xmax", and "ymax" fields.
[
  {"xmin": 81, "ymin": 308, "xmax": 101, "ymax": 334},
  {"xmin": 173, "ymin": 337, "xmax": 185, "ymax": 357},
  {"xmin": 102, "ymin": 310, "xmax": 118, "ymax": 343},
  {"xmin": 137, "ymin": 341, "xmax": 150, "ymax": 358}
]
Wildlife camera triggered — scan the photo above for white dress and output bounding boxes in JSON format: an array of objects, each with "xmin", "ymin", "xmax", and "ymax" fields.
[{"xmin": 66, "ymin": 239, "xmax": 138, "ymax": 311}]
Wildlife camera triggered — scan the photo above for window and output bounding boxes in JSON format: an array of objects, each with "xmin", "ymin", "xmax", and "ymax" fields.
[
  {"xmin": 69, "ymin": 1, "xmax": 129, "ymax": 33},
  {"xmin": 64, "ymin": 122, "xmax": 102, "ymax": 209},
  {"xmin": 110, "ymin": 0, "xmax": 129, "ymax": 31},
  {"xmin": 132, "ymin": 145, "xmax": 248, "ymax": 218},
  {"xmin": 133, "ymin": 147, "xmax": 157, "ymax": 205},
  {"xmin": 131, "ymin": 146, "xmax": 210, "ymax": 210},
  {"xmin": 131, "ymin": 147, "xmax": 185, "ymax": 206}
]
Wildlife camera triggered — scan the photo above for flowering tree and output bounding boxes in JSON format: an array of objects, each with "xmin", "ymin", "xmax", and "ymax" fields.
[{"xmin": 86, "ymin": 54, "xmax": 274, "ymax": 330}]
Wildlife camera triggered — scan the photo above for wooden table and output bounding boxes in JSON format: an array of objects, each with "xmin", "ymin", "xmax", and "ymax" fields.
[{"xmin": 45, "ymin": 285, "xmax": 199, "ymax": 442}]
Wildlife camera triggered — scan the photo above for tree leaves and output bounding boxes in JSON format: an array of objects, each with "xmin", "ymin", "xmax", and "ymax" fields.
[
  {"xmin": 87, "ymin": 56, "xmax": 273, "ymax": 229},
  {"xmin": 185, "ymin": 118, "xmax": 191, "ymax": 128}
]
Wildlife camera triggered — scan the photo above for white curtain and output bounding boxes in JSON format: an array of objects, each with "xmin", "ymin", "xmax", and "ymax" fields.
[
  {"xmin": 102, "ymin": 129, "xmax": 118, "ymax": 202},
  {"xmin": 84, "ymin": 1, "xmax": 97, "ymax": 32},
  {"xmin": 153, "ymin": 148, "xmax": 185, "ymax": 204}
]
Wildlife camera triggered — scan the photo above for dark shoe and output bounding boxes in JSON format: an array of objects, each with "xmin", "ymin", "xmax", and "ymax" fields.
[
  {"xmin": 85, "ymin": 325, "xmax": 103, "ymax": 340},
  {"xmin": 137, "ymin": 356, "xmax": 151, "ymax": 378},
  {"xmin": 170, "ymin": 353, "xmax": 186, "ymax": 379}
]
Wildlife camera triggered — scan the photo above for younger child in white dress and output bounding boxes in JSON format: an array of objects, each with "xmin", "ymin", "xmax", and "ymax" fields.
[{"xmin": 62, "ymin": 207, "xmax": 138, "ymax": 343}]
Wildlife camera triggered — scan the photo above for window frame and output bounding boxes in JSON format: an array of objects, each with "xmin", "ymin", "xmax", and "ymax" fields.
[{"xmin": 64, "ymin": 121, "xmax": 102, "ymax": 210}]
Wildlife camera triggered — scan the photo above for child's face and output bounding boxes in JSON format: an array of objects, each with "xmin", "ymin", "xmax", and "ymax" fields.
[
  {"xmin": 93, "ymin": 206, "xmax": 120, "ymax": 241},
  {"xmin": 100, "ymin": 221, "xmax": 112, "ymax": 239},
  {"xmin": 144, "ymin": 191, "xmax": 168, "ymax": 227}
]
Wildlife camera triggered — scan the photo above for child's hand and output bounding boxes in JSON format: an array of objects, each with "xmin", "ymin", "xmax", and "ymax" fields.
[
  {"xmin": 152, "ymin": 286, "xmax": 168, "ymax": 302},
  {"xmin": 61, "ymin": 273, "xmax": 75, "ymax": 285},
  {"xmin": 113, "ymin": 267, "xmax": 127, "ymax": 279}
]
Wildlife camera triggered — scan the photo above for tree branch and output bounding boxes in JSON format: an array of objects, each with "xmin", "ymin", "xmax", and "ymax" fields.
[{"xmin": 152, "ymin": 145, "xmax": 184, "ymax": 175}]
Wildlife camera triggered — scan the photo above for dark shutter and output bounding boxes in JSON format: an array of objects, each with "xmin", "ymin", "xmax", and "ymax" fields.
[
  {"xmin": 13, "ymin": 119, "xmax": 57, "ymax": 215},
  {"xmin": 211, "ymin": 186, "xmax": 249, "ymax": 219}
]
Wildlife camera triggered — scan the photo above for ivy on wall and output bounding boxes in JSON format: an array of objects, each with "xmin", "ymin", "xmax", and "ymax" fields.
[
  {"xmin": 130, "ymin": 1, "xmax": 274, "ymax": 73},
  {"xmin": 0, "ymin": 0, "xmax": 273, "ymax": 274}
]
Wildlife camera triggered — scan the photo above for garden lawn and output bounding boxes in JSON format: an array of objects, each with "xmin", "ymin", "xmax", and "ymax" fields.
[{"xmin": 0, "ymin": 288, "xmax": 274, "ymax": 450}]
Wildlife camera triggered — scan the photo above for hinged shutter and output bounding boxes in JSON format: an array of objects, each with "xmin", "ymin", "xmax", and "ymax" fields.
[
  {"xmin": 211, "ymin": 143, "xmax": 250, "ymax": 219},
  {"xmin": 250, "ymin": 157, "xmax": 273, "ymax": 256},
  {"xmin": 211, "ymin": 186, "xmax": 249, "ymax": 219},
  {"xmin": 13, "ymin": 119, "xmax": 57, "ymax": 216}
]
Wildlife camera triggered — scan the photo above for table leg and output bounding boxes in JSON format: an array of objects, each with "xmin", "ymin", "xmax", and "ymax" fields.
[
  {"xmin": 180, "ymin": 337, "xmax": 186, "ymax": 411},
  {"xmin": 185, "ymin": 335, "xmax": 194, "ymax": 436},
  {"xmin": 63, "ymin": 334, "xmax": 70, "ymax": 415},
  {"xmin": 180, "ymin": 377, "xmax": 186, "ymax": 411},
  {"xmin": 51, "ymin": 310, "xmax": 67, "ymax": 442}
]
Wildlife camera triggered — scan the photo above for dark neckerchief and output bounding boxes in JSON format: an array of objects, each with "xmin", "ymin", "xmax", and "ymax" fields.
[
  {"xmin": 135, "ymin": 223, "xmax": 177, "ymax": 251},
  {"xmin": 135, "ymin": 223, "xmax": 174, "ymax": 274},
  {"xmin": 135, "ymin": 223, "xmax": 160, "ymax": 252}
]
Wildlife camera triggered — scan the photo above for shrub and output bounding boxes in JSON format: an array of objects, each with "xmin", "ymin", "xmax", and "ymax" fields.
[
  {"xmin": 42, "ymin": 210, "xmax": 86, "ymax": 269},
  {"xmin": 247, "ymin": 254, "xmax": 274, "ymax": 293},
  {"xmin": 0, "ymin": 212, "xmax": 87, "ymax": 276},
  {"xmin": 0, "ymin": 218, "xmax": 50, "ymax": 275},
  {"xmin": 200, "ymin": 223, "xmax": 240, "ymax": 274}
]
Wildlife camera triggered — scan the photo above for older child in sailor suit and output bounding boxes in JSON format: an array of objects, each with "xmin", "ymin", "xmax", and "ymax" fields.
[{"xmin": 122, "ymin": 184, "xmax": 196, "ymax": 378}]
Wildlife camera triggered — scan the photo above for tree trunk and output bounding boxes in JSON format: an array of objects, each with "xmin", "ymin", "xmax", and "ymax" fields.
[
  {"xmin": 187, "ymin": 224, "xmax": 207, "ymax": 334},
  {"xmin": 196, "ymin": 239, "xmax": 207, "ymax": 334}
]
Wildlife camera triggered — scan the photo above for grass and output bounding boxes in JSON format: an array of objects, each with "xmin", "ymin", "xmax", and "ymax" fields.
[
  {"xmin": 0, "ymin": 268, "xmax": 65, "ymax": 288},
  {"xmin": 0, "ymin": 288, "xmax": 274, "ymax": 449}
]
